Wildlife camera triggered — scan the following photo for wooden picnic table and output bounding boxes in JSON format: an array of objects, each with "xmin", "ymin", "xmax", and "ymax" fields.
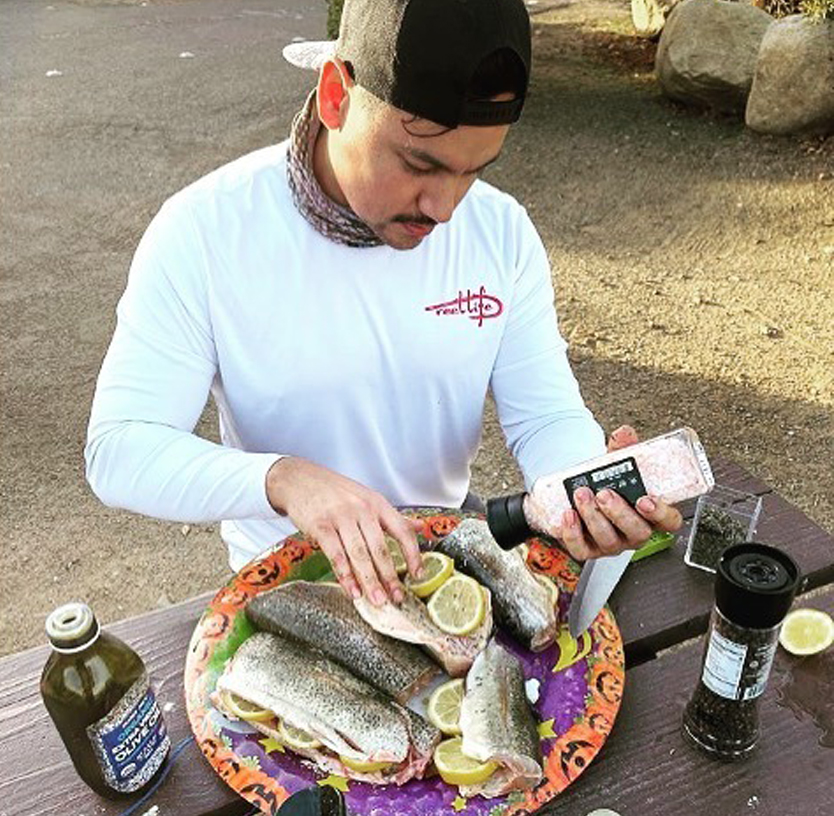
[{"xmin": 1, "ymin": 456, "xmax": 832, "ymax": 816}]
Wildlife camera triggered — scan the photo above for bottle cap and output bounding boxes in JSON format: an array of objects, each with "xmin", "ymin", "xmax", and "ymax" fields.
[
  {"xmin": 715, "ymin": 542, "xmax": 800, "ymax": 629},
  {"xmin": 45, "ymin": 602, "xmax": 100, "ymax": 651},
  {"xmin": 486, "ymin": 493, "xmax": 532, "ymax": 550}
]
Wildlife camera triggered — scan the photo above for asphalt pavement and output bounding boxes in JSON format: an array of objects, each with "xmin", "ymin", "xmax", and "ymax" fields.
[{"xmin": 0, "ymin": 0, "xmax": 327, "ymax": 646}]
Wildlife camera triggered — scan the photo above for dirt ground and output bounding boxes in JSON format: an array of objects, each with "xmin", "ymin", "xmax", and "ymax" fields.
[{"xmin": 2, "ymin": 0, "xmax": 832, "ymax": 658}]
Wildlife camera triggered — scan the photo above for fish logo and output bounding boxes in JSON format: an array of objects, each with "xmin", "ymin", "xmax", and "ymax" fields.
[{"xmin": 424, "ymin": 285, "xmax": 503, "ymax": 327}]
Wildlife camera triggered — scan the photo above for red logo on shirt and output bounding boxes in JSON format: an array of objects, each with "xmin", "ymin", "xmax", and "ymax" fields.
[{"xmin": 424, "ymin": 286, "xmax": 503, "ymax": 328}]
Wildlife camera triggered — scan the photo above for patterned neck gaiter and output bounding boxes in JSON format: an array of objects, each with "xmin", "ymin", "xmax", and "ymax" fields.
[{"xmin": 286, "ymin": 91, "xmax": 382, "ymax": 249}]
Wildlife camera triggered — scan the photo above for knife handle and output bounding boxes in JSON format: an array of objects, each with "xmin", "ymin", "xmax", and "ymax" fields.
[{"xmin": 486, "ymin": 492, "xmax": 533, "ymax": 549}]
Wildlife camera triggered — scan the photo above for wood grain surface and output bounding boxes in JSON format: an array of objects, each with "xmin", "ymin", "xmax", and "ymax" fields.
[
  {"xmin": 1, "ymin": 458, "xmax": 831, "ymax": 816},
  {"xmin": 540, "ymin": 586, "xmax": 834, "ymax": 816},
  {"xmin": 0, "ymin": 593, "xmax": 250, "ymax": 816}
]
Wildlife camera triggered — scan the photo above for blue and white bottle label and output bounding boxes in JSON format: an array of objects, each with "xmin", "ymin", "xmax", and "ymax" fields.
[{"xmin": 87, "ymin": 673, "xmax": 170, "ymax": 793}]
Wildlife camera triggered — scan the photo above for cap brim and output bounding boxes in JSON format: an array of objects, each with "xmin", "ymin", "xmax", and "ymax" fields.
[{"xmin": 282, "ymin": 40, "xmax": 337, "ymax": 71}]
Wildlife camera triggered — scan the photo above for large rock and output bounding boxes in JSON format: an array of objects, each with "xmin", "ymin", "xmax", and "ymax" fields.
[
  {"xmin": 746, "ymin": 16, "xmax": 834, "ymax": 136},
  {"xmin": 656, "ymin": 0, "xmax": 774, "ymax": 114}
]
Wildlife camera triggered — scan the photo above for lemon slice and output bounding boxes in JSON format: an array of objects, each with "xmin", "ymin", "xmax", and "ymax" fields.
[
  {"xmin": 433, "ymin": 737, "xmax": 497, "ymax": 787},
  {"xmin": 426, "ymin": 572, "xmax": 486, "ymax": 636},
  {"xmin": 427, "ymin": 678, "xmax": 465, "ymax": 736},
  {"xmin": 779, "ymin": 608, "xmax": 834, "ymax": 655},
  {"xmin": 277, "ymin": 718, "xmax": 323, "ymax": 750},
  {"xmin": 385, "ymin": 535, "xmax": 409, "ymax": 576},
  {"xmin": 220, "ymin": 690, "xmax": 274, "ymax": 723},
  {"xmin": 339, "ymin": 755, "xmax": 392, "ymax": 773},
  {"xmin": 407, "ymin": 551, "xmax": 455, "ymax": 598},
  {"xmin": 535, "ymin": 573, "xmax": 560, "ymax": 608}
]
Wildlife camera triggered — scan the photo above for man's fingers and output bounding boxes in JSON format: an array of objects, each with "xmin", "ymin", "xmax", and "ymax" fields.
[
  {"xmin": 360, "ymin": 520, "xmax": 404, "ymax": 603},
  {"xmin": 607, "ymin": 424, "xmax": 638, "ymax": 452},
  {"xmin": 340, "ymin": 525, "xmax": 389, "ymax": 606},
  {"xmin": 559, "ymin": 508, "xmax": 597, "ymax": 561},
  {"xmin": 636, "ymin": 494, "xmax": 683, "ymax": 532},
  {"xmin": 317, "ymin": 530, "xmax": 361, "ymax": 600},
  {"xmin": 573, "ymin": 487, "xmax": 623, "ymax": 555},
  {"xmin": 596, "ymin": 489, "xmax": 654, "ymax": 547},
  {"xmin": 383, "ymin": 510, "xmax": 424, "ymax": 580}
]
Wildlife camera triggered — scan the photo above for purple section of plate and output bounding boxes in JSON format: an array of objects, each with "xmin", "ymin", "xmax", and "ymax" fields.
[{"xmin": 223, "ymin": 629, "xmax": 589, "ymax": 815}]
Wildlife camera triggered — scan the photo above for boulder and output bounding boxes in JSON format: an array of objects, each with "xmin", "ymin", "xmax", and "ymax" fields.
[
  {"xmin": 746, "ymin": 16, "xmax": 834, "ymax": 136},
  {"xmin": 655, "ymin": 0, "xmax": 774, "ymax": 114}
]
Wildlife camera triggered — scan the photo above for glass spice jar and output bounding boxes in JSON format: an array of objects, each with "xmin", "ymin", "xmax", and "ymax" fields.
[
  {"xmin": 682, "ymin": 542, "xmax": 799, "ymax": 760},
  {"xmin": 684, "ymin": 486, "xmax": 762, "ymax": 573}
]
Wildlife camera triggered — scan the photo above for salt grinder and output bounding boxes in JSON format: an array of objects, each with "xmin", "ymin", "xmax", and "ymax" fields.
[{"xmin": 682, "ymin": 542, "xmax": 800, "ymax": 760}]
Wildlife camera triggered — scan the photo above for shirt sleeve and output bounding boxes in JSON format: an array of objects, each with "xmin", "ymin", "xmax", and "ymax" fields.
[
  {"xmin": 84, "ymin": 195, "xmax": 281, "ymax": 523},
  {"xmin": 490, "ymin": 208, "xmax": 607, "ymax": 487}
]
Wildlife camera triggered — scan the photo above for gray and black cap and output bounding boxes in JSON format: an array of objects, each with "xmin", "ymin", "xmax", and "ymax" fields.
[{"xmin": 283, "ymin": 0, "xmax": 532, "ymax": 129}]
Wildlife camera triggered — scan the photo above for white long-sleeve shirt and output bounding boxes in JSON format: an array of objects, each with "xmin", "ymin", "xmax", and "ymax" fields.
[{"xmin": 85, "ymin": 142, "xmax": 605, "ymax": 570}]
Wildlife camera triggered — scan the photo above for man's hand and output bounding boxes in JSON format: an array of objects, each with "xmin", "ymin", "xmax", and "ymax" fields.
[
  {"xmin": 559, "ymin": 425, "xmax": 683, "ymax": 561},
  {"xmin": 265, "ymin": 457, "xmax": 423, "ymax": 605}
]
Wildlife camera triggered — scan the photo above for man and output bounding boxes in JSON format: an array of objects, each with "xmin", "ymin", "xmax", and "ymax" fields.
[{"xmin": 85, "ymin": 0, "xmax": 680, "ymax": 607}]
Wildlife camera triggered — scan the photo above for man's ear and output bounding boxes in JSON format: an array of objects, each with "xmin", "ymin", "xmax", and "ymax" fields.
[{"xmin": 317, "ymin": 59, "xmax": 353, "ymax": 131}]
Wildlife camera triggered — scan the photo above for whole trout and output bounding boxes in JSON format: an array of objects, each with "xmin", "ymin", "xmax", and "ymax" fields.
[
  {"xmin": 246, "ymin": 581, "xmax": 439, "ymax": 702},
  {"xmin": 215, "ymin": 631, "xmax": 440, "ymax": 782},
  {"xmin": 435, "ymin": 518, "xmax": 558, "ymax": 651}
]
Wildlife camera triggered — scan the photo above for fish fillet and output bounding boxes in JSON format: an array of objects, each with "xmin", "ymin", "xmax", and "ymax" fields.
[
  {"xmin": 353, "ymin": 588, "xmax": 492, "ymax": 677},
  {"xmin": 435, "ymin": 518, "xmax": 558, "ymax": 651},
  {"xmin": 459, "ymin": 639, "xmax": 543, "ymax": 798}
]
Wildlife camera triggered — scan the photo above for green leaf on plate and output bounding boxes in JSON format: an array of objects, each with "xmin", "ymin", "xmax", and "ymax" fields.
[
  {"xmin": 285, "ymin": 549, "xmax": 336, "ymax": 583},
  {"xmin": 206, "ymin": 611, "xmax": 257, "ymax": 675}
]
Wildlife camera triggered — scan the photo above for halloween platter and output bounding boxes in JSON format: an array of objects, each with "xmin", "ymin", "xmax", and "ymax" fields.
[{"xmin": 184, "ymin": 508, "xmax": 625, "ymax": 815}]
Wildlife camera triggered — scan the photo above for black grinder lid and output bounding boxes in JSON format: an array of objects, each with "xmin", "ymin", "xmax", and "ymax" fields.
[{"xmin": 715, "ymin": 542, "xmax": 800, "ymax": 629}]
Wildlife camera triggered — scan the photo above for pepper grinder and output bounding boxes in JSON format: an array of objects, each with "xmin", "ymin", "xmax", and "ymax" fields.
[{"xmin": 682, "ymin": 542, "xmax": 800, "ymax": 760}]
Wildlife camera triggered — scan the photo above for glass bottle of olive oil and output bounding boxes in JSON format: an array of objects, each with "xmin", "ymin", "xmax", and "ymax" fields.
[{"xmin": 40, "ymin": 602, "xmax": 171, "ymax": 798}]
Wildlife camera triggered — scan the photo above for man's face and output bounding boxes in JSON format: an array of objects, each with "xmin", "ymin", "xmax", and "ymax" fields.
[{"xmin": 323, "ymin": 87, "xmax": 512, "ymax": 250}]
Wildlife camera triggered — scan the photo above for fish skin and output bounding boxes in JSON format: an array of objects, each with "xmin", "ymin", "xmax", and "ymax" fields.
[
  {"xmin": 459, "ymin": 639, "xmax": 543, "ymax": 798},
  {"xmin": 246, "ymin": 581, "xmax": 439, "ymax": 702},
  {"xmin": 435, "ymin": 518, "xmax": 558, "ymax": 651},
  {"xmin": 353, "ymin": 588, "xmax": 493, "ymax": 677},
  {"xmin": 215, "ymin": 631, "xmax": 412, "ymax": 764}
]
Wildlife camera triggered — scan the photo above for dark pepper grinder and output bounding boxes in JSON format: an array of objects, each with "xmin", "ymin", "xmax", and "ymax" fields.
[
  {"xmin": 682, "ymin": 542, "xmax": 800, "ymax": 760},
  {"xmin": 485, "ymin": 493, "xmax": 533, "ymax": 549}
]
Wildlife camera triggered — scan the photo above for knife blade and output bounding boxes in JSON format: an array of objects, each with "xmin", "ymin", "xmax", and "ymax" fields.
[{"xmin": 568, "ymin": 549, "xmax": 633, "ymax": 638}]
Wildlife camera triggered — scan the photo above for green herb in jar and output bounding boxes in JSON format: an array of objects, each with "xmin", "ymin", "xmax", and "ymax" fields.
[{"xmin": 688, "ymin": 505, "xmax": 749, "ymax": 571}]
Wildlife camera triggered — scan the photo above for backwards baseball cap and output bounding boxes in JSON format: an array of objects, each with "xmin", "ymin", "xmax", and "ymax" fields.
[{"xmin": 283, "ymin": 0, "xmax": 532, "ymax": 129}]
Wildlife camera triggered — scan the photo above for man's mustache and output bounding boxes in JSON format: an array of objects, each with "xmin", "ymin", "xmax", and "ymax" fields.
[{"xmin": 391, "ymin": 214, "xmax": 437, "ymax": 226}]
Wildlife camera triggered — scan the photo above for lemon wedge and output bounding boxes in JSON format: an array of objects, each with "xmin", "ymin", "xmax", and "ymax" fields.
[
  {"xmin": 433, "ymin": 737, "xmax": 497, "ymax": 787},
  {"xmin": 339, "ymin": 755, "xmax": 393, "ymax": 773},
  {"xmin": 779, "ymin": 608, "xmax": 834, "ymax": 656},
  {"xmin": 535, "ymin": 573, "xmax": 560, "ymax": 608},
  {"xmin": 220, "ymin": 690, "xmax": 274, "ymax": 723},
  {"xmin": 276, "ymin": 719, "xmax": 323, "ymax": 750},
  {"xmin": 427, "ymin": 678, "xmax": 466, "ymax": 736},
  {"xmin": 427, "ymin": 572, "xmax": 486, "ymax": 636},
  {"xmin": 407, "ymin": 551, "xmax": 455, "ymax": 598},
  {"xmin": 385, "ymin": 535, "xmax": 409, "ymax": 576}
]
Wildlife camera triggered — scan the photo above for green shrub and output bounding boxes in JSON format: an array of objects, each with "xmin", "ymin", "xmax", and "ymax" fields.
[
  {"xmin": 327, "ymin": 0, "xmax": 344, "ymax": 39},
  {"xmin": 762, "ymin": 0, "xmax": 834, "ymax": 20},
  {"xmin": 799, "ymin": 0, "xmax": 834, "ymax": 20}
]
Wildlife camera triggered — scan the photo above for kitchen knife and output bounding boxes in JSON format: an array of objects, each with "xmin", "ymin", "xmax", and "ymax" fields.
[{"xmin": 567, "ymin": 549, "xmax": 633, "ymax": 638}]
